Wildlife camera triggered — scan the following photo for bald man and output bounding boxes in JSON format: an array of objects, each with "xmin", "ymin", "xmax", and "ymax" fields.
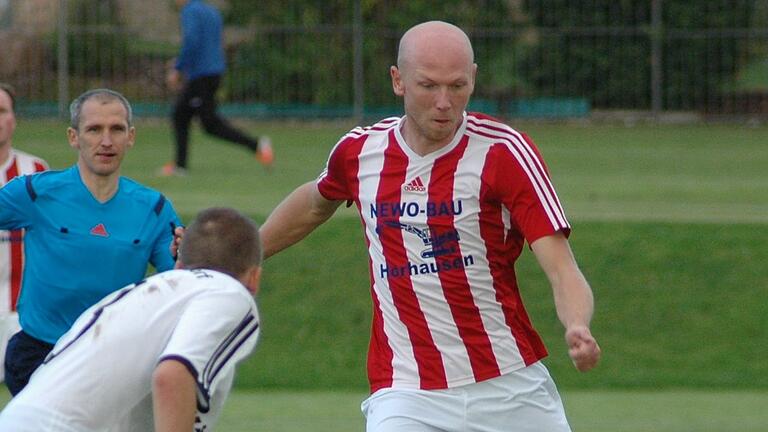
[{"xmin": 260, "ymin": 21, "xmax": 600, "ymax": 432}]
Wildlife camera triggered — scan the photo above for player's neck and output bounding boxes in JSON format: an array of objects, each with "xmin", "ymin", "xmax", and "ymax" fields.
[
  {"xmin": 400, "ymin": 120, "xmax": 456, "ymax": 156},
  {"xmin": 0, "ymin": 143, "xmax": 11, "ymax": 166},
  {"xmin": 78, "ymin": 165, "xmax": 120, "ymax": 203}
]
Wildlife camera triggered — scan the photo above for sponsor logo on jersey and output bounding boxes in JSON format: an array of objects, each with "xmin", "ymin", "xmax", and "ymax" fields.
[
  {"xmin": 90, "ymin": 223, "xmax": 109, "ymax": 237},
  {"xmin": 375, "ymin": 221, "xmax": 476, "ymax": 279},
  {"xmin": 379, "ymin": 255, "xmax": 476, "ymax": 279},
  {"xmin": 402, "ymin": 177, "xmax": 426, "ymax": 193},
  {"xmin": 369, "ymin": 200, "xmax": 463, "ymax": 218}
]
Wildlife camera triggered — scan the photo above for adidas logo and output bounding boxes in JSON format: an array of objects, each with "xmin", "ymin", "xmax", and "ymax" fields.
[
  {"xmin": 90, "ymin": 223, "xmax": 109, "ymax": 237},
  {"xmin": 402, "ymin": 177, "xmax": 426, "ymax": 193}
]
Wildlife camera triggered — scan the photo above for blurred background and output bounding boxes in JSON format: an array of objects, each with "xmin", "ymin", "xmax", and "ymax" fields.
[
  {"xmin": 2, "ymin": 0, "xmax": 767, "ymax": 123},
  {"xmin": 2, "ymin": 2, "xmax": 767, "ymax": 430}
]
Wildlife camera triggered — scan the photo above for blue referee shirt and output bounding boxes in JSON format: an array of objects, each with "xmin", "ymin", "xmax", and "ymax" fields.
[
  {"xmin": 0, "ymin": 166, "xmax": 181, "ymax": 344},
  {"xmin": 175, "ymin": 0, "xmax": 226, "ymax": 80}
]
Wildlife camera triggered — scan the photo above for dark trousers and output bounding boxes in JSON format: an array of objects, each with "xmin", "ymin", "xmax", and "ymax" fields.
[
  {"xmin": 4, "ymin": 330, "xmax": 54, "ymax": 396},
  {"xmin": 172, "ymin": 74, "xmax": 259, "ymax": 169}
]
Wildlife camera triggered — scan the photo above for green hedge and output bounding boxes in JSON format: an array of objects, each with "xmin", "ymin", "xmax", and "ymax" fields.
[
  {"xmin": 224, "ymin": 0, "xmax": 757, "ymax": 110},
  {"xmin": 522, "ymin": 0, "xmax": 756, "ymax": 109}
]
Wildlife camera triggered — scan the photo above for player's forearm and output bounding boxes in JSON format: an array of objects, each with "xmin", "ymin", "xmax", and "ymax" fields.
[
  {"xmin": 548, "ymin": 264, "xmax": 601, "ymax": 371},
  {"xmin": 152, "ymin": 360, "xmax": 197, "ymax": 432},
  {"xmin": 260, "ymin": 181, "xmax": 340, "ymax": 259},
  {"xmin": 531, "ymin": 234, "xmax": 594, "ymax": 330},
  {"xmin": 552, "ymin": 269, "xmax": 602, "ymax": 371},
  {"xmin": 551, "ymin": 269, "xmax": 594, "ymax": 330}
]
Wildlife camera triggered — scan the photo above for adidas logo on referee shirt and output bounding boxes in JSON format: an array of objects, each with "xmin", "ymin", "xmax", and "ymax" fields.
[
  {"xmin": 90, "ymin": 223, "xmax": 109, "ymax": 237},
  {"xmin": 402, "ymin": 177, "xmax": 426, "ymax": 193}
]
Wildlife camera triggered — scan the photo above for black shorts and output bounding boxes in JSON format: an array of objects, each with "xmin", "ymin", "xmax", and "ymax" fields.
[{"xmin": 4, "ymin": 330, "xmax": 54, "ymax": 396}]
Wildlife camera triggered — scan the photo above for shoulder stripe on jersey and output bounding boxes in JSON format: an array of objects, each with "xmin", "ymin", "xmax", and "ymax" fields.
[
  {"xmin": 201, "ymin": 311, "xmax": 254, "ymax": 384},
  {"xmin": 153, "ymin": 194, "xmax": 166, "ymax": 216},
  {"xmin": 197, "ymin": 310, "xmax": 259, "ymax": 412},
  {"xmin": 318, "ymin": 118, "xmax": 398, "ymax": 188},
  {"xmin": 157, "ymin": 354, "xmax": 211, "ymax": 414},
  {"xmin": 338, "ymin": 117, "xmax": 399, "ymax": 141},
  {"xmin": 155, "ymin": 311, "xmax": 258, "ymax": 415},
  {"xmin": 208, "ymin": 318, "xmax": 259, "ymax": 384},
  {"xmin": 466, "ymin": 117, "xmax": 569, "ymax": 230},
  {"xmin": 24, "ymin": 175, "xmax": 37, "ymax": 201}
]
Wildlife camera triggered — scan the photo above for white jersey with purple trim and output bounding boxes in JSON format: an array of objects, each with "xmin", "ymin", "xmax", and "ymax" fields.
[
  {"xmin": 0, "ymin": 269, "xmax": 260, "ymax": 432},
  {"xmin": 0, "ymin": 148, "xmax": 48, "ymax": 383}
]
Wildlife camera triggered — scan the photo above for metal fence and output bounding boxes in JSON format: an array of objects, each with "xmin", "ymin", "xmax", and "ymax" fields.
[{"xmin": 1, "ymin": 0, "xmax": 767, "ymax": 120}]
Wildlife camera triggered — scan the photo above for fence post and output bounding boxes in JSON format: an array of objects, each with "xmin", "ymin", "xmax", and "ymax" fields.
[
  {"xmin": 57, "ymin": 0, "xmax": 69, "ymax": 119},
  {"xmin": 650, "ymin": 0, "xmax": 663, "ymax": 118},
  {"xmin": 353, "ymin": 0, "xmax": 364, "ymax": 123}
]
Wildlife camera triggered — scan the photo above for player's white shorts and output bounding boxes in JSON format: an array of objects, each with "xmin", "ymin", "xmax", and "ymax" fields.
[
  {"xmin": 0, "ymin": 312, "xmax": 21, "ymax": 383},
  {"xmin": 361, "ymin": 361, "xmax": 571, "ymax": 432}
]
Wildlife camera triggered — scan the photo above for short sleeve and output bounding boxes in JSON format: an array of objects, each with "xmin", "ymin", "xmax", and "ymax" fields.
[
  {"xmin": 159, "ymin": 288, "xmax": 260, "ymax": 412},
  {"xmin": 489, "ymin": 134, "xmax": 571, "ymax": 244},
  {"xmin": 0, "ymin": 175, "xmax": 35, "ymax": 230},
  {"xmin": 150, "ymin": 196, "xmax": 183, "ymax": 272},
  {"xmin": 317, "ymin": 134, "xmax": 359, "ymax": 201}
]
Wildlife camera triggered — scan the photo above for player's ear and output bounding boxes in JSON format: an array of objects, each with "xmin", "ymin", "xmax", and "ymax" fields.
[
  {"xmin": 243, "ymin": 266, "xmax": 262, "ymax": 295},
  {"xmin": 127, "ymin": 126, "xmax": 136, "ymax": 149},
  {"xmin": 67, "ymin": 127, "xmax": 79, "ymax": 150},
  {"xmin": 391, "ymin": 65, "xmax": 405, "ymax": 97}
]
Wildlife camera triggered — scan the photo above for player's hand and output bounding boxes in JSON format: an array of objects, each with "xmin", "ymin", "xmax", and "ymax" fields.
[
  {"xmin": 170, "ymin": 226, "xmax": 185, "ymax": 260},
  {"xmin": 565, "ymin": 325, "xmax": 601, "ymax": 372},
  {"xmin": 165, "ymin": 69, "xmax": 182, "ymax": 92}
]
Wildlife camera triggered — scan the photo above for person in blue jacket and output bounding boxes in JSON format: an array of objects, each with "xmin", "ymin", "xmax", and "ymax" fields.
[
  {"xmin": 161, "ymin": 0, "xmax": 273, "ymax": 176},
  {"xmin": 0, "ymin": 88, "xmax": 182, "ymax": 395}
]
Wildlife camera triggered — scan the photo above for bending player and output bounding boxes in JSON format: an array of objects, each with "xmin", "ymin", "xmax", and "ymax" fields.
[{"xmin": 0, "ymin": 207, "xmax": 262, "ymax": 432}]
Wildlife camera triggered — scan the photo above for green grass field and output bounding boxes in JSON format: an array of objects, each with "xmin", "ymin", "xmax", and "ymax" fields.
[
  {"xmin": 1, "ymin": 387, "xmax": 767, "ymax": 431},
  {"xmin": 213, "ymin": 389, "xmax": 768, "ymax": 432},
  {"xmin": 6, "ymin": 118, "xmax": 768, "ymax": 430}
]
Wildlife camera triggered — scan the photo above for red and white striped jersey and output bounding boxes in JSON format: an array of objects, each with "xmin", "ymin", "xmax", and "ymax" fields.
[
  {"xmin": 317, "ymin": 112, "xmax": 571, "ymax": 393},
  {"xmin": 0, "ymin": 149, "xmax": 48, "ymax": 314}
]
